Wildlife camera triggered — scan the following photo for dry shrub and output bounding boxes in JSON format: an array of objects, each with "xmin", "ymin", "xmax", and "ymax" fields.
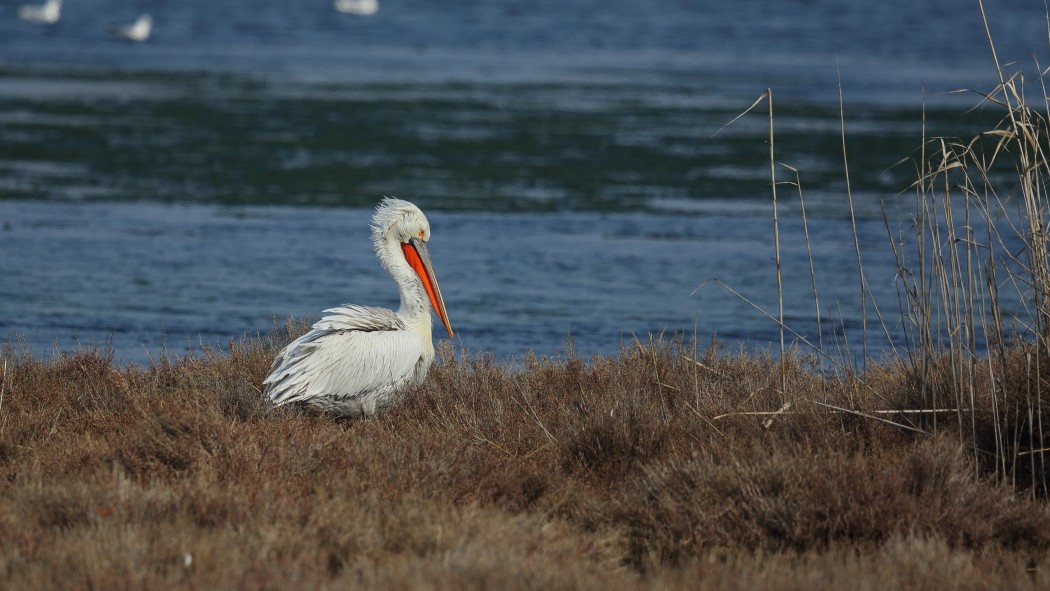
[
  {"xmin": 651, "ymin": 535, "xmax": 1049, "ymax": 591},
  {"xmin": 1, "ymin": 333, "xmax": 1049, "ymax": 589},
  {"xmin": 559, "ymin": 398, "xmax": 670, "ymax": 482},
  {"xmin": 620, "ymin": 436, "xmax": 1050, "ymax": 568}
]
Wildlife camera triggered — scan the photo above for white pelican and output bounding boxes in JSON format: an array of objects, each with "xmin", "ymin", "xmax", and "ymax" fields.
[
  {"xmin": 333, "ymin": 0, "xmax": 378, "ymax": 16},
  {"xmin": 18, "ymin": 0, "xmax": 61, "ymax": 24},
  {"xmin": 263, "ymin": 198, "xmax": 454, "ymax": 417},
  {"xmin": 113, "ymin": 14, "xmax": 152, "ymax": 42}
]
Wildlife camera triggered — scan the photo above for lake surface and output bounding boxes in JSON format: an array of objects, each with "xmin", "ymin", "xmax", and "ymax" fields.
[
  {"xmin": 0, "ymin": 199, "xmax": 913, "ymax": 363},
  {"xmin": 0, "ymin": 0, "xmax": 1044, "ymax": 363}
]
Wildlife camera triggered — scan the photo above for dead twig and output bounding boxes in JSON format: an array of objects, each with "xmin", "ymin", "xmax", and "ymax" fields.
[{"xmin": 810, "ymin": 400, "xmax": 930, "ymax": 435}]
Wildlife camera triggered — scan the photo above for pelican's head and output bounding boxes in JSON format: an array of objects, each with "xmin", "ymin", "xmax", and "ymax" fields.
[{"xmin": 371, "ymin": 197, "xmax": 453, "ymax": 337}]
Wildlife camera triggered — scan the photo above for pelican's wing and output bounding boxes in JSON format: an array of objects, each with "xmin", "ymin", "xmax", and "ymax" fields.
[{"xmin": 263, "ymin": 305, "xmax": 424, "ymax": 408}]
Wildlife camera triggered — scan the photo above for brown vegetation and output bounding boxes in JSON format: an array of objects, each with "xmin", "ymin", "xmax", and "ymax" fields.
[
  {"xmin": 5, "ymin": 8, "xmax": 1050, "ymax": 589},
  {"xmin": 1, "ymin": 330, "xmax": 1049, "ymax": 589}
]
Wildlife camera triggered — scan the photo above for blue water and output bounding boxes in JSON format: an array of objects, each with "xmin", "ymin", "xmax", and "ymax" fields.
[
  {"xmin": 0, "ymin": 199, "xmax": 913, "ymax": 364},
  {"xmin": 1, "ymin": 0, "xmax": 1045, "ymax": 102},
  {"xmin": 0, "ymin": 0, "xmax": 1045, "ymax": 363}
]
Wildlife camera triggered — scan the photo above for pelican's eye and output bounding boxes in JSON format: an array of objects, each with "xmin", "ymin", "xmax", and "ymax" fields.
[{"xmin": 418, "ymin": 229, "xmax": 425, "ymax": 239}]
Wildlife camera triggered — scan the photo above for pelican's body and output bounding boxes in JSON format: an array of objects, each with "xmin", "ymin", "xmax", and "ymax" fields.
[
  {"xmin": 334, "ymin": 0, "xmax": 379, "ymax": 16},
  {"xmin": 113, "ymin": 15, "xmax": 152, "ymax": 42},
  {"xmin": 18, "ymin": 0, "xmax": 61, "ymax": 24},
  {"xmin": 263, "ymin": 198, "xmax": 453, "ymax": 417}
]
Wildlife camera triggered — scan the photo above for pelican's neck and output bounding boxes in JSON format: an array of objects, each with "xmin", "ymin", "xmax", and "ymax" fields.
[{"xmin": 375, "ymin": 233, "xmax": 433, "ymax": 332}]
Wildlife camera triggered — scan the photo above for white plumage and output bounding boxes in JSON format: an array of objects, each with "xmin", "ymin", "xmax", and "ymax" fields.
[
  {"xmin": 18, "ymin": 0, "xmax": 61, "ymax": 24},
  {"xmin": 333, "ymin": 0, "xmax": 378, "ymax": 16},
  {"xmin": 113, "ymin": 14, "xmax": 152, "ymax": 42},
  {"xmin": 263, "ymin": 198, "xmax": 454, "ymax": 417}
]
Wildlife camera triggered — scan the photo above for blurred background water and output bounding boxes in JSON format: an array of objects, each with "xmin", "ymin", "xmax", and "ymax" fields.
[{"xmin": 0, "ymin": 0, "xmax": 1045, "ymax": 364}]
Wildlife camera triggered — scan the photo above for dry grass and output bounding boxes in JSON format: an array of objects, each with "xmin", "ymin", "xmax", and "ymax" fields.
[
  {"xmin": 870, "ymin": 4, "xmax": 1050, "ymax": 497},
  {"xmin": 0, "ymin": 331, "xmax": 1049, "ymax": 589}
]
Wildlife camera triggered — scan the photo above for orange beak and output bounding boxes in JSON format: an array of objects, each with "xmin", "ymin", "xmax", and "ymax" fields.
[{"xmin": 402, "ymin": 237, "xmax": 454, "ymax": 337}]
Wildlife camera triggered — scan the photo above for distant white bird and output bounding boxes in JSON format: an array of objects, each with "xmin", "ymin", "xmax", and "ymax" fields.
[
  {"xmin": 334, "ymin": 0, "xmax": 378, "ymax": 16},
  {"xmin": 17, "ymin": 0, "xmax": 61, "ymax": 24},
  {"xmin": 263, "ymin": 198, "xmax": 454, "ymax": 418},
  {"xmin": 112, "ymin": 14, "xmax": 152, "ymax": 42}
]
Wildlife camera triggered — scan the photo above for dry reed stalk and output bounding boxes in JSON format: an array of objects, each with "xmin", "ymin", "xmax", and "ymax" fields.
[
  {"xmin": 837, "ymin": 65, "xmax": 868, "ymax": 368},
  {"xmin": 782, "ymin": 164, "xmax": 826, "ymax": 388},
  {"xmin": 981, "ymin": 0, "xmax": 1050, "ymax": 348},
  {"xmin": 767, "ymin": 88, "xmax": 787, "ymax": 401},
  {"xmin": 867, "ymin": 1, "xmax": 1050, "ymax": 491}
]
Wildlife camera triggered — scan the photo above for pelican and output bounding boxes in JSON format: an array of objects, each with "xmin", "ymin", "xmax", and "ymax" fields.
[
  {"xmin": 263, "ymin": 198, "xmax": 454, "ymax": 417},
  {"xmin": 333, "ymin": 0, "xmax": 378, "ymax": 16},
  {"xmin": 113, "ymin": 14, "xmax": 152, "ymax": 42},
  {"xmin": 18, "ymin": 0, "xmax": 61, "ymax": 24}
]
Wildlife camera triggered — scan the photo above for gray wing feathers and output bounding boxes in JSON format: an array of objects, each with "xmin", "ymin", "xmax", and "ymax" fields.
[{"xmin": 263, "ymin": 306, "xmax": 424, "ymax": 409}]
